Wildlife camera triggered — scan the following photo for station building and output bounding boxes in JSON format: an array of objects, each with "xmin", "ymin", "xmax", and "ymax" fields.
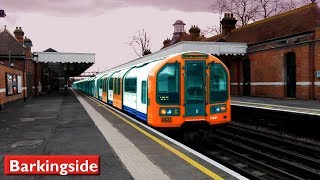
[
  {"xmin": 163, "ymin": 2, "xmax": 320, "ymax": 100},
  {"xmin": 0, "ymin": 26, "xmax": 94, "ymax": 108}
]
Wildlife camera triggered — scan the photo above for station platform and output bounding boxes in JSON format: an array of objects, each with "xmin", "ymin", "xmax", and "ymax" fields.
[
  {"xmin": 0, "ymin": 89, "xmax": 246, "ymax": 180},
  {"xmin": 231, "ymin": 96, "xmax": 320, "ymax": 116}
]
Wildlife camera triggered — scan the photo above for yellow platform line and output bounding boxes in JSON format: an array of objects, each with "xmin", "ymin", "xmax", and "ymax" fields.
[{"xmin": 85, "ymin": 95, "xmax": 223, "ymax": 180}]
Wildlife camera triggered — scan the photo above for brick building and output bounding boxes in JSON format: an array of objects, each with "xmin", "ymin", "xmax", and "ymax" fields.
[
  {"xmin": 0, "ymin": 26, "xmax": 38, "ymax": 107},
  {"xmin": 163, "ymin": 2, "xmax": 320, "ymax": 100}
]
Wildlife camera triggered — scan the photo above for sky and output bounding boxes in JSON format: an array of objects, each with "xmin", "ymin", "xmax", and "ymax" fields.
[{"xmin": 0, "ymin": 0, "xmax": 220, "ymax": 73}]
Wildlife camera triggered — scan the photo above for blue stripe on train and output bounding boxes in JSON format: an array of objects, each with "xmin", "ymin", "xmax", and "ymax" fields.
[
  {"xmin": 136, "ymin": 111, "xmax": 147, "ymax": 121},
  {"xmin": 123, "ymin": 105, "xmax": 147, "ymax": 122},
  {"xmin": 107, "ymin": 100, "xmax": 113, "ymax": 105}
]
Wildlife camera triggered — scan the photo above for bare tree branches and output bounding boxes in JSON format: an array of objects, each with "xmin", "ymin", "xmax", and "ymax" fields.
[
  {"xmin": 211, "ymin": 0, "xmax": 260, "ymax": 26},
  {"xmin": 209, "ymin": 0, "xmax": 319, "ymax": 31},
  {"xmin": 128, "ymin": 29, "xmax": 151, "ymax": 57},
  {"xmin": 201, "ymin": 25, "xmax": 221, "ymax": 36}
]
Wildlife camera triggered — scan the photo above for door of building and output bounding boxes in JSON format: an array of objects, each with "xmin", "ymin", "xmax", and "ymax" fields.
[
  {"xmin": 286, "ymin": 53, "xmax": 296, "ymax": 98},
  {"xmin": 184, "ymin": 61, "xmax": 206, "ymax": 116},
  {"xmin": 243, "ymin": 59, "xmax": 250, "ymax": 96}
]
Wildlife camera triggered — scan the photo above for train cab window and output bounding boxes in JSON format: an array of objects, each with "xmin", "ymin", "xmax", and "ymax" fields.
[
  {"xmin": 125, "ymin": 77, "xmax": 137, "ymax": 93},
  {"xmin": 157, "ymin": 63, "xmax": 180, "ymax": 104},
  {"xmin": 109, "ymin": 77, "xmax": 114, "ymax": 90},
  {"xmin": 141, "ymin": 81, "xmax": 147, "ymax": 104},
  {"xmin": 210, "ymin": 63, "xmax": 228, "ymax": 103}
]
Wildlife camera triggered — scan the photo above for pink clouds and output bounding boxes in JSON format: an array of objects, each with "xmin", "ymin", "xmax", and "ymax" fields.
[{"xmin": 1, "ymin": 0, "xmax": 213, "ymax": 17}]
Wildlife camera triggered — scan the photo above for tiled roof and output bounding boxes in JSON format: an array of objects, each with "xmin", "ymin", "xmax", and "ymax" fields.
[
  {"xmin": 206, "ymin": 3, "xmax": 320, "ymax": 44},
  {"xmin": 0, "ymin": 28, "xmax": 24, "ymax": 55}
]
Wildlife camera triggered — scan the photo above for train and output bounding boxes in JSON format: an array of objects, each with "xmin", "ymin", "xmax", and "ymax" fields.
[{"xmin": 73, "ymin": 51, "xmax": 231, "ymax": 139}]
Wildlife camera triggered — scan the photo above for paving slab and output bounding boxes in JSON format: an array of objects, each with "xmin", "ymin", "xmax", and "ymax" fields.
[{"xmin": 0, "ymin": 91, "xmax": 132, "ymax": 180}]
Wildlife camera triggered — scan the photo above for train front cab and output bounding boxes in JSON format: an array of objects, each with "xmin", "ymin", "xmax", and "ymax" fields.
[{"xmin": 147, "ymin": 52, "xmax": 231, "ymax": 129}]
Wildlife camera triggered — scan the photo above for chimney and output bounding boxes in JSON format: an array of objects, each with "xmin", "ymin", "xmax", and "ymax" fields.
[
  {"xmin": 23, "ymin": 37, "xmax": 33, "ymax": 60},
  {"xmin": 13, "ymin": 27, "xmax": 24, "ymax": 43},
  {"xmin": 221, "ymin": 13, "xmax": 237, "ymax": 36},
  {"xmin": 189, "ymin": 25, "xmax": 200, "ymax": 41},
  {"xmin": 143, "ymin": 49, "xmax": 151, "ymax": 56},
  {"xmin": 163, "ymin": 38, "xmax": 171, "ymax": 46}
]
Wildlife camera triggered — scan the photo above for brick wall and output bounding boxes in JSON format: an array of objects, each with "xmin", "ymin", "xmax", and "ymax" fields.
[
  {"xmin": 32, "ymin": 61, "xmax": 43, "ymax": 97},
  {"xmin": 0, "ymin": 64, "xmax": 26, "ymax": 105},
  {"xmin": 314, "ymin": 26, "xmax": 320, "ymax": 100},
  {"xmin": 0, "ymin": 59, "xmax": 25, "ymax": 72},
  {"xmin": 247, "ymin": 44, "xmax": 313, "ymax": 100}
]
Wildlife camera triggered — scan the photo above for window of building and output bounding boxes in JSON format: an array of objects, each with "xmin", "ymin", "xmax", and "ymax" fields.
[
  {"xmin": 125, "ymin": 77, "xmax": 137, "ymax": 93},
  {"xmin": 141, "ymin": 81, "xmax": 147, "ymax": 104},
  {"xmin": 156, "ymin": 63, "xmax": 180, "ymax": 104},
  {"xmin": 210, "ymin": 63, "xmax": 228, "ymax": 103}
]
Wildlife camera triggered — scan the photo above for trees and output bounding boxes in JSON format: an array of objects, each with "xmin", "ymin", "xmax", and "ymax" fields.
[
  {"xmin": 209, "ymin": 0, "xmax": 319, "ymax": 33},
  {"xmin": 128, "ymin": 29, "xmax": 151, "ymax": 57}
]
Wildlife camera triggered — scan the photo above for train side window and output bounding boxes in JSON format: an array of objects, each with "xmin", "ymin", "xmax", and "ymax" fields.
[
  {"xmin": 104, "ymin": 78, "xmax": 107, "ymax": 91},
  {"xmin": 109, "ymin": 77, "xmax": 113, "ymax": 90},
  {"xmin": 117, "ymin": 78, "xmax": 121, "ymax": 94},
  {"xmin": 210, "ymin": 63, "xmax": 228, "ymax": 103},
  {"xmin": 114, "ymin": 78, "xmax": 117, "ymax": 94},
  {"xmin": 115, "ymin": 78, "xmax": 119, "ymax": 95},
  {"xmin": 102, "ymin": 79, "xmax": 104, "ymax": 91},
  {"xmin": 141, "ymin": 81, "xmax": 147, "ymax": 104},
  {"xmin": 125, "ymin": 77, "xmax": 137, "ymax": 93},
  {"xmin": 157, "ymin": 63, "xmax": 180, "ymax": 105}
]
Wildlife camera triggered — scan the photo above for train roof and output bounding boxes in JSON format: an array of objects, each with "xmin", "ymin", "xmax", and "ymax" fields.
[{"xmin": 99, "ymin": 41, "xmax": 247, "ymax": 75}]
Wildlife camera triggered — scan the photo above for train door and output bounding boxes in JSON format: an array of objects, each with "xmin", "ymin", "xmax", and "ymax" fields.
[{"xmin": 184, "ymin": 61, "xmax": 206, "ymax": 116}]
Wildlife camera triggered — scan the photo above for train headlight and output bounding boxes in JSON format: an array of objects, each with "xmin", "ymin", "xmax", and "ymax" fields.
[
  {"xmin": 160, "ymin": 109, "xmax": 167, "ymax": 115},
  {"xmin": 210, "ymin": 104, "xmax": 227, "ymax": 114},
  {"xmin": 159, "ymin": 107, "xmax": 180, "ymax": 116}
]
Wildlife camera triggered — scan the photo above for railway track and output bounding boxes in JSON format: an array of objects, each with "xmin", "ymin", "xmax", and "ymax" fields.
[
  {"xmin": 231, "ymin": 106, "xmax": 320, "ymax": 141},
  {"xmin": 197, "ymin": 123, "xmax": 320, "ymax": 180}
]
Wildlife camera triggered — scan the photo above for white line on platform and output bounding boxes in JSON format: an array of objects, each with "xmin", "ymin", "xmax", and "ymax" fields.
[
  {"xmin": 73, "ymin": 90, "xmax": 170, "ymax": 180},
  {"xmin": 232, "ymin": 101, "xmax": 320, "ymax": 112},
  {"xmin": 232, "ymin": 101, "xmax": 320, "ymax": 116}
]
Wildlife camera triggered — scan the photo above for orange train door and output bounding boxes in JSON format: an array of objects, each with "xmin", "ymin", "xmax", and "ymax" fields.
[{"xmin": 184, "ymin": 60, "xmax": 206, "ymax": 116}]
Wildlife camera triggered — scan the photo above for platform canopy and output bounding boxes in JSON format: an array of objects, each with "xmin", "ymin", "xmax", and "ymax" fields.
[
  {"xmin": 34, "ymin": 51, "xmax": 95, "ymax": 77},
  {"xmin": 104, "ymin": 41, "xmax": 247, "ymax": 73}
]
